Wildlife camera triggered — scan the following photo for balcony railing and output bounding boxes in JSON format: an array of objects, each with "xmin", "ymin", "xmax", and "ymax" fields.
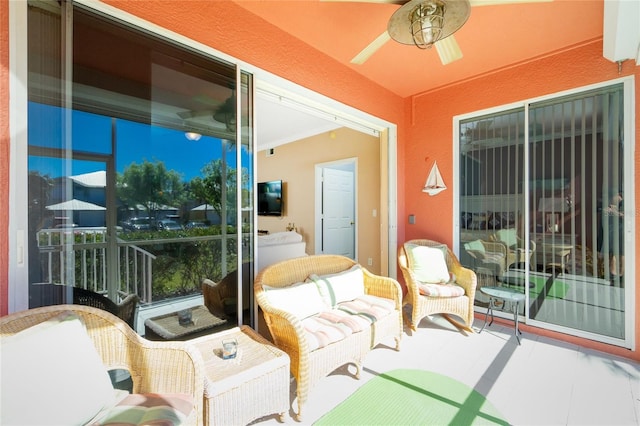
[
  {"xmin": 36, "ymin": 227, "xmax": 243, "ymax": 304},
  {"xmin": 37, "ymin": 227, "xmax": 156, "ymax": 303}
]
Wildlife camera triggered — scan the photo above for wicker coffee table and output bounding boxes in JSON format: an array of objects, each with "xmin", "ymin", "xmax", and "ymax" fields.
[
  {"xmin": 144, "ymin": 305, "xmax": 228, "ymax": 340},
  {"xmin": 190, "ymin": 325, "xmax": 291, "ymax": 426}
]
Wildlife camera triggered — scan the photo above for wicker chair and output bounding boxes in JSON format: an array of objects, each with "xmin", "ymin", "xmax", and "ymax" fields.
[
  {"xmin": 491, "ymin": 228, "xmax": 537, "ymax": 269},
  {"xmin": 255, "ymin": 255, "xmax": 403, "ymax": 421},
  {"xmin": 202, "ymin": 262, "xmax": 252, "ymax": 319},
  {"xmin": 461, "ymin": 239, "xmax": 508, "ymax": 278},
  {"xmin": 398, "ymin": 239, "xmax": 477, "ymax": 332},
  {"xmin": 30, "ymin": 284, "xmax": 139, "ymax": 329},
  {"xmin": 0, "ymin": 304, "xmax": 204, "ymax": 425}
]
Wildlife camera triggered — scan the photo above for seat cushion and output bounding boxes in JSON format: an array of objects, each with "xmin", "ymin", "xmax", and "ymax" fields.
[
  {"xmin": 317, "ymin": 309, "xmax": 371, "ymax": 333},
  {"xmin": 482, "ymin": 252, "xmax": 505, "ymax": 265},
  {"xmin": 404, "ymin": 244, "xmax": 450, "ymax": 283},
  {"xmin": 301, "ymin": 314, "xmax": 355, "ymax": 351},
  {"xmin": 1, "ymin": 311, "xmax": 116, "ymax": 426},
  {"xmin": 418, "ymin": 283, "xmax": 466, "ymax": 298},
  {"xmin": 337, "ymin": 294, "xmax": 396, "ymax": 322},
  {"xmin": 93, "ymin": 393, "xmax": 194, "ymax": 425}
]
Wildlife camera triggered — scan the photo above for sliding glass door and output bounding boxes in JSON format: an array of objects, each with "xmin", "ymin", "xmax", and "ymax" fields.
[
  {"xmin": 25, "ymin": 0, "xmax": 255, "ymax": 330},
  {"xmin": 457, "ymin": 81, "xmax": 632, "ymax": 346}
]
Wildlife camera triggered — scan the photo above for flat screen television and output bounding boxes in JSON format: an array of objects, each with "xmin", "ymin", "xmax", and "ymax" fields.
[{"xmin": 257, "ymin": 180, "xmax": 283, "ymax": 216}]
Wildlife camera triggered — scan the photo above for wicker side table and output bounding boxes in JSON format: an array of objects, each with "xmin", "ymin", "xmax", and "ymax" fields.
[{"xmin": 190, "ymin": 326, "xmax": 291, "ymax": 425}]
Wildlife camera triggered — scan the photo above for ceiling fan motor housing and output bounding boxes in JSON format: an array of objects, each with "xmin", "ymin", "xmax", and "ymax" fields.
[{"xmin": 388, "ymin": 0, "xmax": 471, "ymax": 48}]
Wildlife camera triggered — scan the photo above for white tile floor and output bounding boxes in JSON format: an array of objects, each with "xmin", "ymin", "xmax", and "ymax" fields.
[{"xmin": 252, "ymin": 312, "xmax": 640, "ymax": 425}]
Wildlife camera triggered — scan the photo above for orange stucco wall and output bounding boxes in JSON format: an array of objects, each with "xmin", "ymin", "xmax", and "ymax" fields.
[{"xmin": 404, "ymin": 40, "xmax": 640, "ymax": 361}]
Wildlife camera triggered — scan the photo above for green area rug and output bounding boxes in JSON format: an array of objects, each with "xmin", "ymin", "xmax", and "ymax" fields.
[
  {"xmin": 314, "ymin": 369, "xmax": 508, "ymax": 426},
  {"xmin": 505, "ymin": 274, "xmax": 569, "ymax": 299}
]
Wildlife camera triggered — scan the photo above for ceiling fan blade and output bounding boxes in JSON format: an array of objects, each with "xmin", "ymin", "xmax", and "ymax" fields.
[
  {"xmin": 177, "ymin": 109, "xmax": 215, "ymax": 120},
  {"xmin": 351, "ymin": 31, "xmax": 392, "ymax": 64},
  {"xmin": 435, "ymin": 35, "xmax": 463, "ymax": 65},
  {"xmin": 470, "ymin": 0, "xmax": 552, "ymax": 6}
]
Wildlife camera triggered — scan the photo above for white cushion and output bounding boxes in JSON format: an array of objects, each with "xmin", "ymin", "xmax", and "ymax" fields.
[
  {"xmin": 1, "ymin": 311, "xmax": 116, "ymax": 425},
  {"xmin": 465, "ymin": 239, "xmax": 485, "ymax": 253},
  {"xmin": 309, "ymin": 264, "xmax": 366, "ymax": 307},
  {"xmin": 263, "ymin": 281, "xmax": 328, "ymax": 319},
  {"xmin": 496, "ymin": 229, "xmax": 518, "ymax": 247},
  {"xmin": 258, "ymin": 231, "xmax": 303, "ymax": 246},
  {"xmin": 404, "ymin": 244, "xmax": 450, "ymax": 284}
]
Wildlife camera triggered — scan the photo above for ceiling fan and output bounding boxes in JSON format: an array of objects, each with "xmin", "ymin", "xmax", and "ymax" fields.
[
  {"xmin": 325, "ymin": 0, "xmax": 553, "ymax": 66},
  {"xmin": 177, "ymin": 91, "xmax": 237, "ymax": 133}
]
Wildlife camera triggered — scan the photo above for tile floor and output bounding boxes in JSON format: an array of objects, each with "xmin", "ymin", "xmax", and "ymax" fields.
[{"xmin": 252, "ymin": 312, "xmax": 640, "ymax": 425}]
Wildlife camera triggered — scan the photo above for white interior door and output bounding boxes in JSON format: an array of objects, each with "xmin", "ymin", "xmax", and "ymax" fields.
[{"xmin": 318, "ymin": 165, "xmax": 355, "ymax": 259}]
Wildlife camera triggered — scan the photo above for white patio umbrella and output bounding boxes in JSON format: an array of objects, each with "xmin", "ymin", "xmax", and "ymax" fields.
[{"xmin": 191, "ymin": 204, "xmax": 215, "ymax": 211}]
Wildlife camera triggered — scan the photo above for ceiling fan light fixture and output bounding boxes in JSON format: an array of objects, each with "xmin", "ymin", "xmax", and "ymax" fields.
[
  {"xmin": 184, "ymin": 132, "xmax": 202, "ymax": 141},
  {"xmin": 388, "ymin": 0, "xmax": 470, "ymax": 48},
  {"xmin": 410, "ymin": 1, "xmax": 445, "ymax": 49}
]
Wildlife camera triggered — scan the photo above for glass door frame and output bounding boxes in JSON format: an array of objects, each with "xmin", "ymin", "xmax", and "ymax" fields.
[
  {"xmin": 8, "ymin": 0, "xmax": 399, "ymax": 319},
  {"xmin": 453, "ymin": 76, "xmax": 635, "ymax": 349}
]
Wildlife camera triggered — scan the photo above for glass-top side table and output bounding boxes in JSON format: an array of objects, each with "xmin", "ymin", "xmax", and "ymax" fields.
[{"xmin": 479, "ymin": 286, "xmax": 526, "ymax": 345}]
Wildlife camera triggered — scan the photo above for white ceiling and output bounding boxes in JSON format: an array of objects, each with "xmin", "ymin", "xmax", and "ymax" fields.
[{"xmin": 255, "ymin": 94, "xmax": 342, "ymax": 151}]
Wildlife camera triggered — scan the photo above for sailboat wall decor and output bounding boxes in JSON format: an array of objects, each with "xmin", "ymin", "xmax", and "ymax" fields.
[{"xmin": 422, "ymin": 161, "xmax": 447, "ymax": 196}]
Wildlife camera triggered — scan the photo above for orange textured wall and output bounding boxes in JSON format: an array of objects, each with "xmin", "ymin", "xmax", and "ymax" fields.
[
  {"xmin": 1, "ymin": 0, "xmax": 10, "ymax": 316},
  {"xmin": 404, "ymin": 40, "xmax": 640, "ymax": 360}
]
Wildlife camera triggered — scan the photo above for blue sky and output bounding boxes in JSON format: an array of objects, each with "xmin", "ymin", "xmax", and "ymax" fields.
[{"xmin": 28, "ymin": 102, "xmax": 250, "ymax": 182}]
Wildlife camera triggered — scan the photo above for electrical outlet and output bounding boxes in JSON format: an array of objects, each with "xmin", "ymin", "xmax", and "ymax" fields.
[{"xmin": 367, "ymin": 258, "xmax": 373, "ymax": 266}]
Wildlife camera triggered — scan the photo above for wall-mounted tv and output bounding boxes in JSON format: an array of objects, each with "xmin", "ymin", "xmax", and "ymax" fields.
[{"xmin": 258, "ymin": 180, "xmax": 283, "ymax": 216}]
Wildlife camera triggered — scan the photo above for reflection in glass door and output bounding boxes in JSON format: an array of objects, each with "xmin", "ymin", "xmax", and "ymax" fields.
[
  {"xmin": 458, "ymin": 82, "xmax": 630, "ymax": 346},
  {"xmin": 528, "ymin": 84, "xmax": 626, "ymax": 340},
  {"xmin": 25, "ymin": 0, "xmax": 255, "ymax": 330}
]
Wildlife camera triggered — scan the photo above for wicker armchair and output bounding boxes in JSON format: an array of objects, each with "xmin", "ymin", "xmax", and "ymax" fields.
[
  {"xmin": 491, "ymin": 228, "xmax": 536, "ymax": 269},
  {"xmin": 202, "ymin": 262, "xmax": 252, "ymax": 319},
  {"xmin": 0, "ymin": 304, "xmax": 204, "ymax": 425},
  {"xmin": 255, "ymin": 255, "xmax": 403, "ymax": 421},
  {"xmin": 398, "ymin": 239, "xmax": 477, "ymax": 332},
  {"xmin": 30, "ymin": 284, "xmax": 138, "ymax": 329},
  {"xmin": 461, "ymin": 239, "xmax": 508, "ymax": 278}
]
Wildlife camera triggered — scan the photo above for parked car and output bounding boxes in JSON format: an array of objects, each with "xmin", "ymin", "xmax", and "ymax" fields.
[
  {"xmin": 156, "ymin": 219, "xmax": 182, "ymax": 231},
  {"xmin": 122, "ymin": 217, "xmax": 151, "ymax": 231},
  {"xmin": 185, "ymin": 221, "xmax": 208, "ymax": 229}
]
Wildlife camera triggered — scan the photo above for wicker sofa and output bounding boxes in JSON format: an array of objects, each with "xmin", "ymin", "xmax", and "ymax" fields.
[
  {"xmin": 255, "ymin": 254, "xmax": 403, "ymax": 421},
  {"xmin": 0, "ymin": 305, "xmax": 204, "ymax": 425}
]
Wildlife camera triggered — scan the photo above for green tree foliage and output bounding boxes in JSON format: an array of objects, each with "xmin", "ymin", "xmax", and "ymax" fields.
[
  {"xmin": 117, "ymin": 160, "xmax": 185, "ymax": 218},
  {"xmin": 187, "ymin": 159, "xmax": 249, "ymax": 222}
]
